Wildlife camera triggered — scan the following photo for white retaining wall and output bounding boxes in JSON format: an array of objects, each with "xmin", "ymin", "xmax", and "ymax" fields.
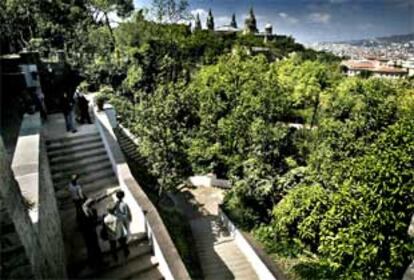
[
  {"xmin": 218, "ymin": 207, "xmax": 277, "ymax": 280},
  {"xmin": 94, "ymin": 106, "xmax": 190, "ymax": 280}
]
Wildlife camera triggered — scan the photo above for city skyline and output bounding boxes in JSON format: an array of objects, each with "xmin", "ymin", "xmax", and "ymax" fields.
[{"xmin": 133, "ymin": 0, "xmax": 414, "ymax": 43}]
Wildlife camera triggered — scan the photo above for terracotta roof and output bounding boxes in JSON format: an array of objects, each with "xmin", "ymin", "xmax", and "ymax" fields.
[{"xmin": 342, "ymin": 60, "xmax": 407, "ymax": 74}]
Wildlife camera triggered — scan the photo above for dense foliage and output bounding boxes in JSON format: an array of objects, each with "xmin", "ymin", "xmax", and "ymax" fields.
[{"xmin": 3, "ymin": 2, "xmax": 413, "ymax": 278}]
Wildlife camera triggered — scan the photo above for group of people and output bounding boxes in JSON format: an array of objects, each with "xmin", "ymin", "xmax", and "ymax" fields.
[
  {"xmin": 68, "ymin": 175, "xmax": 132, "ymax": 269},
  {"xmin": 61, "ymin": 88, "xmax": 92, "ymax": 133}
]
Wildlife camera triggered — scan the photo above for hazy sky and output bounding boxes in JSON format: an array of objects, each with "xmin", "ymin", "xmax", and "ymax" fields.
[{"xmin": 133, "ymin": 0, "xmax": 414, "ymax": 43}]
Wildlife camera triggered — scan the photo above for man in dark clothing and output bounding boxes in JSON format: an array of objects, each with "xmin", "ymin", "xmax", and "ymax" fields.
[
  {"xmin": 74, "ymin": 90, "xmax": 92, "ymax": 124},
  {"xmin": 61, "ymin": 92, "xmax": 77, "ymax": 133},
  {"xmin": 78, "ymin": 190, "xmax": 120, "ymax": 268},
  {"xmin": 78, "ymin": 198, "xmax": 102, "ymax": 268}
]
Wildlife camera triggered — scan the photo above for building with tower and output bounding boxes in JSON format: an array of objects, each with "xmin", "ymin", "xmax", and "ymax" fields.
[{"xmin": 244, "ymin": 7, "xmax": 258, "ymax": 34}]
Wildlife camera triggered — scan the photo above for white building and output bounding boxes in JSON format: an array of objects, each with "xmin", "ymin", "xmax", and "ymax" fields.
[{"xmin": 341, "ymin": 59, "xmax": 408, "ymax": 79}]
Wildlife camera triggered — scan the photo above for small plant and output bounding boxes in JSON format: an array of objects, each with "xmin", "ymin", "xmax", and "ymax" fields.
[{"xmin": 95, "ymin": 86, "xmax": 114, "ymax": 110}]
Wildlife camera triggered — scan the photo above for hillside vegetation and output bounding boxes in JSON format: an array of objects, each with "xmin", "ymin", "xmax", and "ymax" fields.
[{"xmin": 3, "ymin": 1, "xmax": 413, "ymax": 278}]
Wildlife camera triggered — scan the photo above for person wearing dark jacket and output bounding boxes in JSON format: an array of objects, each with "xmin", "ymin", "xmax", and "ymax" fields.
[
  {"xmin": 74, "ymin": 90, "xmax": 92, "ymax": 124},
  {"xmin": 78, "ymin": 198, "xmax": 102, "ymax": 268},
  {"xmin": 61, "ymin": 92, "xmax": 77, "ymax": 133}
]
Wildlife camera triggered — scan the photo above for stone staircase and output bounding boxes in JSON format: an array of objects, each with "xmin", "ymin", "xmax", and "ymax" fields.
[
  {"xmin": 116, "ymin": 124, "xmax": 259, "ymax": 280},
  {"xmin": 0, "ymin": 208, "xmax": 35, "ymax": 279},
  {"xmin": 190, "ymin": 217, "xmax": 259, "ymax": 280},
  {"xmin": 46, "ymin": 127, "xmax": 163, "ymax": 279}
]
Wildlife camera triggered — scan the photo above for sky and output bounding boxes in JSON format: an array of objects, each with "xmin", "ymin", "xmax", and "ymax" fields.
[{"xmin": 132, "ymin": 0, "xmax": 414, "ymax": 43}]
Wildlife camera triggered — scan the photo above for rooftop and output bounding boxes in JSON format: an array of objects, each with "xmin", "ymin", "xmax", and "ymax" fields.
[{"xmin": 342, "ymin": 60, "xmax": 408, "ymax": 74}]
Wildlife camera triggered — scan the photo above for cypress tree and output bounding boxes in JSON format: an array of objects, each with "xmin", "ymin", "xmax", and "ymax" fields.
[
  {"xmin": 207, "ymin": 9, "xmax": 214, "ymax": 31},
  {"xmin": 230, "ymin": 13, "xmax": 237, "ymax": 28},
  {"xmin": 195, "ymin": 13, "xmax": 202, "ymax": 30}
]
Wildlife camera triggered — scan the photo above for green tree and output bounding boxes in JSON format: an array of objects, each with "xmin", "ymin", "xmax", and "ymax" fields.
[
  {"xmin": 151, "ymin": 0, "xmax": 189, "ymax": 23},
  {"xmin": 194, "ymin": 13, "xmax": 202, "ymax": 31},
  {"xmin": 206, "ymin": 9, "xmax": 214, "ymax": 31}
]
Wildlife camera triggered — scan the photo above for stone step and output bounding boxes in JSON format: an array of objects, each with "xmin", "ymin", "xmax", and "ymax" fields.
[
  {"xmin": 203, "ymin": 269, "xmax": 233, "ymax": 279},
  {"xmin": 48, "ymin": 141, "xmax": 104, "ymax": 158},
  {"xmin": 47, "ymin": 133, "xmax": 100, "ymax": 150},
  {"xmin": 52, "ymin": 161, "xmax": 113, "ymax": 183},
  {"xmin": 50, "ymin": 154, "xmax": 110, "ymax": 174},
  {"xmin": 53, "ymin": 168, "xmax": 115, "ymax": 190},
  {"xmin": 124, "ymin": 266, "xmax": 164, "ymax": 280},
  {"xmin": 122, "ymin": 145, "xmax": 138, "ymax": 153},
  {"xmin": 76, "ymin": 234, "xmax": 151, "ymax": 274},
  {"xmin": 98, "ymin": 254, "xmax": 158, "ymax": 279},
  {"xmin": 55, "ymin": 177, "xmax": 119, "ymax": 207},
  {"xmin": 202, "ymin": 256, "xmax": 252, "ymax": 270},
  {"xmin": 77, "ymin": 253, "xmax": 156, "ymax": 279},
  {"xmin": 49, "ymin": 147, "xmax": 107, "ymax": 165}
]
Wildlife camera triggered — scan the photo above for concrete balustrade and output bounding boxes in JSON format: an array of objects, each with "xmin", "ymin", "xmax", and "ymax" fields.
[
  {"xmin": 94, "ymin": 106, "xmax": 191, "ymax": 280},
  {"xmin": 11, "ymin": 113, "xmax": 42, "ymax": 223},
  {"xmin": 219, "ymin": 206, "xmax": 286, "ymax": 280}
]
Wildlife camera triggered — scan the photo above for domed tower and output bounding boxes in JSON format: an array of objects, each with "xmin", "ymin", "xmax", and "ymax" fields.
[
  {"xmin": 244, "ymin": 7, "xmax": 258, "ymax": 34},
  {"xmin": 265, "ymin": 23, "xmax": 273, "ymax": 35},
  {"xmin": 264, "ymin": 23, "xmax": 273, "ymax": 43}
]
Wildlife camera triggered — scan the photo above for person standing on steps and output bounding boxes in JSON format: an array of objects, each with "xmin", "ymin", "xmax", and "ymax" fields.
[
  {"xmin": 78, "ymin": 190, "xmax": 118, "ymax": 269},
  {"xmin": 74, "ymin": 88, "xmax": 92, "ymax": 124},
  {"xmin": 79, "ymin": 198, "xmax": 103, "ymax": 269},
  {"xmin": 103, "ymin": 203, "xmax": 130, "ymax": 262},
  {"xmin": 61, "ymin": 92, "xmax": 77, "ymax": 133},
  {"xmin": 114, "ymin": 190, "xmax": 132, "ymax": 239},
  {"xmin": 68, "ymin": 174, "xmax": 85, "ymax": 224}
]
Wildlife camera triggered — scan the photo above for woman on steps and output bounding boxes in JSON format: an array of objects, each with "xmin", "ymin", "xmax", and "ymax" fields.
[{"xmin": 102, "ymin": 202, "xmax": 130, "ymax": 262}]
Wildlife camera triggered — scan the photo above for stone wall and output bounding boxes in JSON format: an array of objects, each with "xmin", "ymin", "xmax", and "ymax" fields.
[
  {"xmin": 0, "ymin": 137, "xmax": 45, "ymax": 279},
  {"xmin": 38, "ymin": 139, "xmax": 67, "ymax": 278},
  {"xmin": 1, "ymin": 113, "xmax": 67, "ymax": 279},
  {"xmin": 0, "ymin": 201, "xmax": 35, "ymax": 279}
]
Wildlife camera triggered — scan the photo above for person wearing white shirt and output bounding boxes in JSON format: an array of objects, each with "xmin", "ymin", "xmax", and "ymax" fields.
[{"xmin": 103, "ymin": 203, "xmax": 130, "ymax": 262}]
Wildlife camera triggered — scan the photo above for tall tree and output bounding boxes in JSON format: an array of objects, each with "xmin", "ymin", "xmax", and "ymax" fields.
[
  {"xmin": 194, "ymin": 13, "xmax": 202, "ymax": 31},
  {"xmin": 230, "ymin": 13, "xmax": 237, "ymax": 28},
  {"xmin": 89, "ymin": 0, "xmax": 134, "ymax": 47},
  {"xmin": 151, "ymin": 0, "xmax": 189, "ymax": 23},
  {"xmin": 206, "ymin": 9, "xmax": 214, "ymax": 31}
]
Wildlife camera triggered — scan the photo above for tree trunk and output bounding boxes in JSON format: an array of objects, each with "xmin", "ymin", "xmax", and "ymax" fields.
[
  {"xmin": 103, "ymin": 12, "xmax": 116, "ymax": 49},
  {"xmin": 310, "ymin": 93, "xmax": 320, "ymax": 128}
]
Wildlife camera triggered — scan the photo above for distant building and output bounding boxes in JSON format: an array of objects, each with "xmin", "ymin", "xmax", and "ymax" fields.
[
  {"xmin": 402, "ymin": 57, "xmax": 414, "ymax": 77},
  {"xmin": 244, "ymin": 7, "xmax": 258, "ymax": 34},
  {"xmin": 341, "ymin": 59, "xmax": 408, "ymax": 79},
  {"xmin": 215, "ymin": 25, "xmax": 239, "ymax": 35}
]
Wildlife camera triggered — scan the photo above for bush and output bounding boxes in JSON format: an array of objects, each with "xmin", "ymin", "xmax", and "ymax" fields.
[
  {"xmin": 256, "ymin": 118, "xmax": 414, "ymax": 279},
  {"xmin": 95, "ymin": 86, "xmax": 113, "ymax": 110}
]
